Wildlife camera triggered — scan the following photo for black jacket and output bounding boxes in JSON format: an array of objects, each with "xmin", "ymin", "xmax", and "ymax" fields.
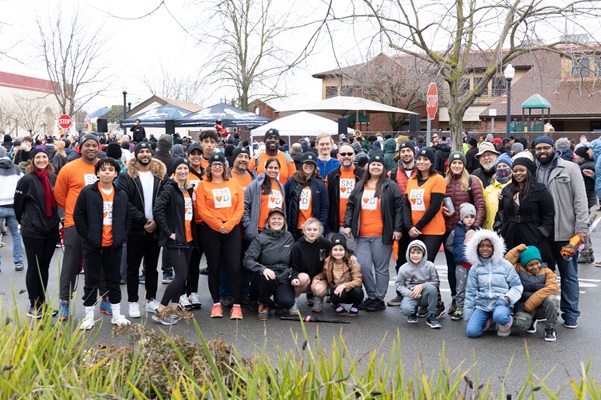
[
  {"xmin": 14, "ymin": 173, "xmax": 60, "ymax": 239},
  {"xmin": 154, "ymin": 151, "xmax": 174, "ymax": 177},
  {"xmin": 578, "ymin": 159, "xmax": 596, "ymax": 209},
  {"xmin": 153, "ymin": 179, "xmax": 196, "ymax": 248},
  {"xmin": 465, "ymin": 146, "xmax": 480, "ymax": 173},
  {"xmin": 130, "ymin": 125, "xmax": 146, "ymax": 143},
  {"xmin": 326, "ymin": 166, "xmax": 365, "ymax": 232},
  {"xmin": 434, "ymin": 143, "xmax": 451, "ymax": 176},
  {"xmin": 284, "ymin": 175, "xmax": 328, "ymax": 235},
  {"xmin": 117, "ymin": 158, "xmax": 167, "ymax": 237},
  {"xmin": 73, "ymin": 183, "xmax": 130, "ymax": 249},
  {"xmin": 343, "ymin": 178, "xmax": 403, "ymax": 245},
  {"xmin": 243, "ymin": 227, "xmax": 295, "ymax": 284},
  {"xmin": 472, "ymin": 166, "xmax": 496, "ymax": 188},
  {"xmin": 290, "ymin": 236, "xmax": 331, "ymax": 280}
]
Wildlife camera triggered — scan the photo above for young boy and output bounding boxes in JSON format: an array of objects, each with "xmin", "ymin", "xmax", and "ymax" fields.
[
  {"xmin": 74, "ymin": 158, "xmax": 131, "ymax": 330},
  {"xmin": 395, "ymin": 240, "xmax": 441, "ymax": 329},
  {"xmin": 445, "ymin": 203, "xmax": 477, "ymax": 320},
  {"xmin": 505, "ymin": 244, "xmax": 560, "ymax": 342}
]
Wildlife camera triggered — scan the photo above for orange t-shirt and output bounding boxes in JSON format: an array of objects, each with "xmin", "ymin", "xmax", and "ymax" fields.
[
  {"xmin": 200, "ymin": 158, "xmax": 209, "ymax": 169},
  {"xmin": 359, "ymin": 184, "xmax": 383, "ymax": 237},
  {"xmin": 258, "ymin": 181, "xmax": 284, "ymax": 231},
  {"xmin": 248, "ymin": 151, "xmax": 296, "ymax": 185},
  {"xmin": 297, "ymin": 187, "xmax": 313, "ymax": 229},
  {"xmin": 196, "ymin": 179, "xmax": 245, "ymax": 232},
  {"xmin": 54, "ymin": 158, "xmax": 98, "ymax": 228},
  {"xmin": 230, "ymin": 171, "xmax": 253, "ymax": 191},
  {"xmin": 183, "ymin": 190, "xmax": 193, "ymax": 242},
  {"xmin": 338, "ymin": 167, "xmax": 356, "ymax": 227},
  {"xmin": 100, "ymin": 184, "xmax": 114, "ymax": 247},
  {"xmin": 406, "ymin": 174, "xmax": 446, "ymax": 235}
]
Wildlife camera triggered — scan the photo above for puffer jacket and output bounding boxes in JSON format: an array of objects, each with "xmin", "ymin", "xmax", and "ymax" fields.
[
  {"xmin": 482, "ymin": 177, "xmax": 509, "ymax": 230},
  {"xmin": 445, "ymin": 222, "xmax": 474, "ymax": 265},
  {"xmin": 463, "ymin": 229, "xmax": 523, "ymax": 321},
  {"xmin": 443, "ymin": 174, "xmax": 486, "ymax": 232},
  {"xmin": 243, "ymin": 227, "xmax": 295, "ymax": 284}
]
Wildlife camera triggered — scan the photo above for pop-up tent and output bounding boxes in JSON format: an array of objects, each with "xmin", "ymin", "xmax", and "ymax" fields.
[
  {"xmin": 250, "ymin": 112, "xmax": 354, "ymax": 142},
  {"xmin": 177, "ymin": 102, "xmax": 271, "ymax": 128},
  {"xmin": 122, "ymin": 104, "xmax": 192, "ymax": 128},
  {"xmin": 279, "ymin": 96, "xmax": 418, "ymax": 115}
]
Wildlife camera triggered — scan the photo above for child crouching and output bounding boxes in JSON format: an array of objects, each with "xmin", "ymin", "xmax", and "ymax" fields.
[
  {"xmin": 464, "ymin": 230, "xmax": 523, "ymax": 338},
  {"xmin": 395, "ymin": 240, "xmax": 441, "ymax": 329},
  {"xmin": 311, "ymin": 234, "xmax": 363, "ymax": 316}
]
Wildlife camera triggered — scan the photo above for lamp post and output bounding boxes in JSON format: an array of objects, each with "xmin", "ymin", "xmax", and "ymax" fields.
[
  {"xmin": 504, "ymin": 64, "xmax": 515, "ymax": 138},
  {"xmin": 122, "ymin": 91, "xmax": 127, "ymax": 122}
]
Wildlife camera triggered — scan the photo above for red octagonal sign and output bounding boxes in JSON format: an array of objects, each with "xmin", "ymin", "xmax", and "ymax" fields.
[
  {"xmin": 58, "ymin": 114, "xmax": 73, "ymax": 130},
  {"xmin": 426, "ymin": 83, "xmax": 438, "ymax": 120}
]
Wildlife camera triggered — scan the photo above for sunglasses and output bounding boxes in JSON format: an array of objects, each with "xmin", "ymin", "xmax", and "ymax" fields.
[{"xmin": 339, "ymin": 152, "xmax": 354, "ymax": 157}]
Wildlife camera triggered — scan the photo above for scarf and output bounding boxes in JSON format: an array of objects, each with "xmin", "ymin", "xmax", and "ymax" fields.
[
  {"xmin": 495, "ymin": 167, "xmax": 512, "ymax": 184},
  {"xmin": 34, "ymin": 168, "xmax": 55, "ymax": 217}
]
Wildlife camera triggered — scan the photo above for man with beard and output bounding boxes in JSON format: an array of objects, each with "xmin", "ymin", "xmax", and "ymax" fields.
[
  {"xmin": 228, "ymin": 146, "xmax": 255, "ymax": 190},
  {"xmin": 471, "ymin": 142, "xmax": 499, "ymax": 188},
  {"xmin": 118, "ymin": 142, "xmax": 166, "ymax": 318},
  {"xmin": 55, "ymin": 134, "xmax": 100, "ymax": 320},
  {"xmin": 248, "ymin": 128, "xmax": 296, "ymax": 185},
  {"xmin": 534, "ymin": 136, "xmax": 588, "ymax": 329}
]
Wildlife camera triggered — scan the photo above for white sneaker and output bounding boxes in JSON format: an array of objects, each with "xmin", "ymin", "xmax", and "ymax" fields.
[
  {"xmin": 189, "ymin": 292, "xmax": 202, "ymax": 309},
  {"xmin": 146, "ymin": 299, "xmax": 161, "ymax": 313},
  {"xmin": 79, "ymin": 317, "xmax": 95, "ymax": 330},
  {"xmin": 111, "ymin": 315, "xmax": 131, "ymax": 326},
  {"xmin": 179, "ymin": 294, "xmax": 193, "ymax": 310},
  {"xmin": 128, "ymin": 302, "xmax": 141, "ymax": 318},
  {"xmin": 289, "ymin": 301, "xmax": 299, "ymax": 315}
]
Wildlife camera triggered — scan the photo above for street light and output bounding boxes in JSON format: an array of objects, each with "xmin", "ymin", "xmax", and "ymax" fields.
[
  {"xmin": 504, "ymin": 63, "xmax": 515, "ymax": 138},
  {"xmin": 122, "ymin": 91, "xmax": 128, "ymax": 122}
]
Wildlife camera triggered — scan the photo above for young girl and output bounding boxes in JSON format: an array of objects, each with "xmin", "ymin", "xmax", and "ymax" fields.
[
  {"xmin": 311, "ymin": 234, "xmax": 363, "ymax": 316},
  {"xmin": 464, "ymin": 229, "xmax": 523, "ymax": 338}
]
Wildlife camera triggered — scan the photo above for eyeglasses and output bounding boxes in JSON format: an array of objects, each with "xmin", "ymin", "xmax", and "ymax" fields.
[
  {"xmin": 211, "ymin": 163, "xmax": 224, "ymax": 168},
  {"xmin": 534, "ymin": 145, "xmax": 553, "ymax": 152},
  {"xmin": 339, "ymin": 152, "xmax": 354, "ymax": 157}
]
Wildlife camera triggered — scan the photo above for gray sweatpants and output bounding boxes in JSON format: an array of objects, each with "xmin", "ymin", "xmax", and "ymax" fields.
[
  {"xmin": 399, "ymin": 284, "xmax": 438, "ymax": 316},
  {"xmin": 59, "ymin": 226, "xmax": 83, "ymax": 302},
  {"xmin": 455, "ymin": 264, "xmax": 469, "ymax": 308},
  {"xmin": 356, "ymin": 236, "xmax": 392, "ymax": 301}
]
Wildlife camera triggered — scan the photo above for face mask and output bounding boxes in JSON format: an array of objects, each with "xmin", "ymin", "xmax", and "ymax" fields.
[{"xmin": 496, "ymin": 167, "xmax": 511, "ymax": 184}]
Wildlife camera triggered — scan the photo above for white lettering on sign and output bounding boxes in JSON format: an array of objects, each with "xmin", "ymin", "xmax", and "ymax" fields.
[
  {"xmin": 103, "ymin": 201, "xmax": 113, "ymax": 225},
  {"xmin": 212, "ymin": 187, "xmax": 232, "ymax": 208},
  {"xmin": 409, "ymin": 188, "xmax": 426, "ymax": 211},
  {"xmin": 267, "ymin": 190, "xmax": 283, "ymax": 209},
  {"xmin": 339, "ymin": 178, "xmax": 354, "ymax": 199},
  {"xmin": 361, "ymin": 189, "xmax": 377, "ymax": 210},
  {"xmin": 84, "ymin": 174, "xmax": 98, "ymax": 185},
  {"xmin": 299, "ymin": 187, "xmax": 311, "ymax": 210}
]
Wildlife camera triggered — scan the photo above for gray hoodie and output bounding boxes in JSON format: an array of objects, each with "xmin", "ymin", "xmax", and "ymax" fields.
[{"xmin": 394, "ymin": 239, "xmax": 440, "ymax": 297}]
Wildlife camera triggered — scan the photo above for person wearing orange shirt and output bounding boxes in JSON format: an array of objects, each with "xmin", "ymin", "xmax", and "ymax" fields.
[
  {"xmin": 199, "ymin": 129, "xmax": 219, "ymax": 170},
  {"xmin": 73, "ymin": 158, "xmax": 131, "ymax": 330},
  {"xmin": 54, "ymin": 134, "xmax": 100, "ymax": 321},
  {"xmin": 343, "ymin": 151, "xmax": 403, "ymax": 312},
  {"xmin": 196, "ymin": 152, "xmax": 245, "ymax": 320},
  {"xmin": 248, "ymin": 128, "xmax": 296, "ymax": 185}
]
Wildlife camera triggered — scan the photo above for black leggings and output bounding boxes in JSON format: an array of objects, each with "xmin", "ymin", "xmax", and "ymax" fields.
[
  {"xmin": 186, "ymin": 225, "xmax": 204, "ymax": 295},
  {"xmin": 161, "ymin": 246, "xmax": 192, "ymax": 306},
  {"xmin": 200, "ymin": 224, "xmax": 242, "ymax": 303},
  {"xmin": 251, "ymin": 273, "xmax": 295, "ymax": 309},
  {"xmin": 330, "ymin": 286, "xmax": 364, "ymax": 307},
  {"xmin": 418, "ymin": 234, "xmax": 444, "ymax": 263},
  {"xmin": 23, "ymin": 235, "xmax": 57, "ymax": 308},
  {"xmin": 82, "ymin": 245, "xmax": 122, "ymax": 307}
]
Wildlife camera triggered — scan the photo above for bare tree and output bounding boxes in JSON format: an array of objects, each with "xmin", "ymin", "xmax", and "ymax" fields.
[
  {"xmin": 13, "ymin": 94, "xmax": 49, "ymax": 135},
  {"xmin": 0, "ymin": 99, "xmax": 16, "ymax": 136},
  {"xmin": 142, "ymin": 64, "xmax": 205, "ymax": 104},
  {"xmin": 35, "ymin": 5, "xmax": 110, "ymax": 116}
]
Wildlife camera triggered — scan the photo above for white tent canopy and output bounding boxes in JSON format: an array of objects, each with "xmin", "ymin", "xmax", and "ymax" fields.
[
  {"xmin": 250, "ymin": 112, "xmax": 354, "ymax": 138},
  {"xmin": 278, "ymin": 96, "xmax": 418, "ymax": 115}
]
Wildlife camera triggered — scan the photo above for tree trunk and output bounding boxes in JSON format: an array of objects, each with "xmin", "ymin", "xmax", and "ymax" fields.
[{"xmin": 447, "ymin": 101, "xmax": 464, "ymax": 152}]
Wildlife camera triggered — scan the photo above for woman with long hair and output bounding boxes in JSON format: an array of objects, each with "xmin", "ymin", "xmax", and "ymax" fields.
[
  {"xmin": 14, "ymin": 148, "xmax": 60, "ymax": 318},
  {"xmin": 344, "ymin": 151, "xmax": 403, "ymax": 312}
]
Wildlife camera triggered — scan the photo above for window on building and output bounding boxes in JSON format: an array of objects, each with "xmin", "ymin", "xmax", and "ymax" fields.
[
  {"xmin": 340, "ymin": 85, "xmax": 354, "ymax": 96},
  {"xmin": 572, "ymin": 57, "xmax": 591, "ymax": 77},
  {"xmin": 325, "ymin": 86, "xmax": 338, "ymax": 99},
  {"xmin": 473, "ymin": 77, "xmax": 486, "ymax": 96},
  {"xmin": 491, "ymin": 77, "xmax": 506, "ymax": 97}
]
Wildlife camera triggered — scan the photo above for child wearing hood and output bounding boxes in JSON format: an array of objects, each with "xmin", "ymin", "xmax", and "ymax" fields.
[
  {"xmin": 394, "ymin": 240, "xmax": 441, "ymax": 329},
  {"xmin": 464, "ymin": 230, "xmax": 523, "ymax": 338}
]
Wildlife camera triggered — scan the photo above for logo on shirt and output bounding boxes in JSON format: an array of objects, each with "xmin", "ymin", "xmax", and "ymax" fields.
[
  {"xmin": 212, "ymin": 187, "xmax": 232, "ymax": 208},
  {"xmin": 84, "ymin": 174, "xmax": 98, "ymax": 185},
  {"xmin": 339, "ymin": 178, "xmax": 354, "ymax": 199},
  {"xmin": 103, "ymin": 201, "xmax": 113, "ymax": 225},
  {"xmin": 409, "ymin": 188, "xmax": 426, "ymax": 211},
  {"xmin": 299, "ymin": 187, "xmax": 311, "ymax": 210},
  {"xmin": 184, "ymin": 198, "xmax": 193, "ymax": 221},
  {"xmin": 189, "ymin": 179, "xmax": 201, "ymax": 190},
  {"xmin": 267, "ymin": 190, "xmax": 283, "ymax": 208},
  {"xmin": 361, "ymin": 189, "xmax": 377, "ymax": 210}
]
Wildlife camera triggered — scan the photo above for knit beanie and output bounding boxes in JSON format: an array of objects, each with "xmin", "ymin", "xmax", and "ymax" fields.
[
  {"xmin": 511, "ymin": 142, "xmax": 524, "ymax": 155},
  {"xmin": 512, "ymin": 157, "xmax": 536, "ymax": 175},
  {"xmin": 495, "ymin": 153, "xmax": 513, "ymax": 168},
  {"xmin": 459, "ymin": 202, "xmax": 477, "ymax": 221},
  {"xmin": 106, "ymin": 142, "xmax": 122, "ymax": 159},
  {"xmin": 368, "ymin": 151, "xmax": 385, "ymax": 165},
  {"xmin": 80, "ymin": 134, "xmax": 99, "ymax": 147},
  {"xmin": 208, "ymin": 152, "xmax": 227, "ymax": 165},
  {"xmin": 232, "ymin": 146, "xmax": 251, "ymax": 160},
  {"xmin": 519, "ymin": 246, "xmax": 542, "ymax": 266},
  {"xmin": 172, "ymin": 157, "xmax": 190, "ymax": 171},
  {"xmin": 134, "ymin": 142, "xmax": 153, "ymax": 157},
  {"xmin": 532, "ymin": 136, "xmax": 554, "ymax": 148},
  {"xmin": 157, "ymin": 134, "xmax": 173, "ymax": 152},
  {"xmin": 448, "ymin": 151, "xmax": 466, "ymax": 166},
  {"xmin": 399, "ymin": 140, "xmax": 415, "ymax": 151},
  {"xmin": 264, "ymin": 128, "xmax": 280, "ymax": 141},
  {"xmin": 330, "ymin": 233, "xmax": 348, "ymax": 251},
  {"xmin": 575, "ymin": 146, "xmax": 591, "ymax": 160},
  {"xmin": 417, "ymin": 147, "xmax": 435, "ymax": 164}
]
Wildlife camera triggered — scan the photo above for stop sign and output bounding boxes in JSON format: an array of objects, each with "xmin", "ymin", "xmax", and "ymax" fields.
[
  {"xmin": 426, "ymin": 83, "xmax": 438, "ymax": 120},
  {"xmin": 58, "ymin": 114, "xmax": 73, "ymax": 129}
]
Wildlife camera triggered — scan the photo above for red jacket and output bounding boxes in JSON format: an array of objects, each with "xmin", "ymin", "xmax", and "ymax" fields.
[{"xmin": 443, "ymin": 175, "xmax": 486, "ymax": 233}]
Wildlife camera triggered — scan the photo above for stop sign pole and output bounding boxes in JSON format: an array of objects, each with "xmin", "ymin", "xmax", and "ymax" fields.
[{"xmin": 426, "ymin": 83, "xmax": 438, "ymax": 146}]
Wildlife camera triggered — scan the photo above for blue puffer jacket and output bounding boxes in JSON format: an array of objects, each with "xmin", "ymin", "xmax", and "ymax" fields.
[
  {"xmin": 463, "ymin": 229, "xmax": 523, "ymax": 321},
  {"xmin": 589, "ymin": 139, "xmax": 601, "ymax": 201}
]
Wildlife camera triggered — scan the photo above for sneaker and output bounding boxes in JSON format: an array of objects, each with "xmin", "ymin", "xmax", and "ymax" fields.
[
  {"xmin": 526, "ymin": 319, "xmax": 538, "ymax": 334},
  {"xmin": 59, "ymin": 300, "xmax": 69, "ymax": 321},
  {"xmin": 199, "ymin": 267, "xmax": 209, "ymax": 276},
  {"xmin": 0, "ymin": 242, "xmax": 5, "ymax": 248},
  {"xmin": 230, "ymin": 304, "xmax": 243, "ymax": 320},
  {"xmin": 447, "ymin": 298, "xmax": 457, "ymax": 315},
  {"xmin": 99, "ymin": 299, "xmax": 112, "ymax": 315},
  {"xmin": 128, "ymin": 302, "xmax": 141, "ymax": 318},
  {"xmin": 258, "ymin": 303, "xmax": 269, "ymax": 321},
  {"xmin": 79, "ymin": 317, "xmax": 95, "ymax": 330},
  {"xmin": 450, "ymin": 307, "xmax": 463, "ymax": 321},
  {"xmin": 365, "ymin": 299, "xmax": 386, "ymax": 312},
  {"xmin": 289, "ymin": 301, "xmax": 299, "ymax": 316},
  {"xmin": 407, "ymin": 313, "xmax": 418, "ymax": 324},
  {"xmin": 497, "ymin": 315, "xmax": 513, "ymax": 337},
  {"xmin": 435, "ymin": 304, "xmax": 446, "ymax": 318},
  {"xmin": 27, "ymin": 306, "xmax": 43, "ymax": 319},
  {"xmin": 189, "ymin": 293, "xmax": 202, "ymax": 309},
  {"xmin": 179, "ymin": 294, "xmax": 193, "ymax": 310},
  {"xmin": 152, "ymin": 309, "xmax": 178, "ymax": 326},
  {"xmin": 348, "ymin": 307, "xmax": 359, "ymax": 317},
  {"xmin": 15, "ymin": 263, "xmax": 24, "ymax": 271},
  {"xmin": 241, "ymin": 295, "xmax": 250, "ymax": 305},
  {"xmin": 416, "ymin": 306, "xmax": 428, "ymax": 318},
  {"xmin": 544, "ymin": 327, "xmax": 557, "ymax": 342},
  {"xmin": 358, "ymin": 298, "xmax": 375, "ymax": 310},
  {"xmin": 111, "ymin": 315, "xmax": 131, "ymax": 326},
  {"xmin": 426, "ymin": 314, "xmax": 442, "ymax": 329},
  {"xmin": 312, "ymin": 298, "xmax": 324, "ymax": 313},
  {"xmin": 146, "ymin": 299, "xmax": 161, "ymax": 313},
  {"xmin": 220, "ymin": 297, "xmax": 234, "ymax": 308},
  {"xmin": 138, "ymin": 274, "xmax": 145, "ymax": 283},
  {"xmin": 306, "ymin": 293, "xmax": 315, "ymax": 307},
  {"xmin": 210, "ymin": 303, "xmax": 223, "ymax": 318},
  {"xmin": 386, "ymin": 295, "xmax": 403, "ymax": 307},
  {"xmin": 563, "ymin": 317, "xmax": 578, "ymax": 329},
  {"xmin": 162, "ymin": 274, "xmax": 174, "ymax": 284},
  {"xmin": 249, "ymin": 300, "xmax": 259, "ymax": 312},
  {"xmin": 335, "ymin": 305, "xmax": 348, "ymax": 315}
]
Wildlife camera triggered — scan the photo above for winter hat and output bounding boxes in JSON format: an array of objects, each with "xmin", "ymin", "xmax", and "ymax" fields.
[
  {"xmin": 330, "ymin": 233, "xmax": 348, "ymax": 251},
  {"xmin": 511, "ymin": 142, "xmax": 524, "ymax": 155},
  {"xmin": 459, "ymin": 202, "xmax": 477, "ymax": 221},
  {"xmin": 186, "ymin": 143, "xmax": 203, "ymax": 155},
  {"xmin": 399, "ymin": 140, "xmax": 415, "ymax": 151},
  {"xmin": 485, "ymin": 133, "xmax": 494, "ymax": 141},
  {"xmin": 301, "ymin": 152, "xmax": 317, "ymax": 165},
  {"xmin": 468, "ymin": 138, "xmax": 478, "ymax": 147},
  {"xmin": 368, "ymin": 151, "xmax": 385, "ymax": 165},
  {"xmin": 532, "ymin": 136, "xmax": 554, "ymax": 148},
  {"xmin": 475, "ymin": 142, "xmax": 499, "ymax": 158},
  {"xmin": 208, "ymin": 152, "xmax": 227, "ymax": 165},
  {"xmin": 172, "ymin": 157, "xmax": 190, "ymax": 171},
  {"xmin": 232, "ymin": 146, "xmax": 251, "ymax": 160},
  {"xmin": 490, "ymin": 138, "xmax": 502, "ymax": 145},
  {"xmin": 415, "ymin": 136, "xmax": 425, "ymax": 144},
  {"xmin": 157, "ymin": 134, "xmax": 173, "ymax": 152},
  {"xmin": 351, "ymin": 142, "xmax": 363, "ymax": 154},
  {"xmin": 519, "ymin": 246, "xmax": 542, "ymax": 267},
  {"xmin": 106, "ymin": 142, "xmax": 122, "ymax": 159},
  {"xmin": 448, "ymin": 151, "xmax": 466, "ymax": 165},
  {"xmin": 134, "ymin": 142, "xmax": 153, "ymax": 157},
  {"xmin": 495, "ymin": 153, "xmax": 513, "ymax": 168},
  {"xmin": 417, "ymin": 147, "xmax": 435, "ymax": 164},
  {"xmin": 408, "ymin": 239, "xmax": 427, "ymax": 255},
  {"xmin": 512, "ymin": 157, "xmax": 536, "ymax": 175},
  {"xmin": 80, "ymin": 134, "xmax": 99, "ymax": 147},
  {"xmin": 29, "ymin": 146, "xmax": 49, "ymax": 161},
  {"xmin": 0, "ymin": 146, "xmax": 8, "ymax": 158},
  {"xmin": 575, "ymin": 146, "xmax": 592, "ymax": 160},
  {"xmin": 267, "ymin": 207, "xmax": 285, "ymax": 219},
  {"xmin": 264, "ymin": 128, "xmax": 280, "ymax": 141}
]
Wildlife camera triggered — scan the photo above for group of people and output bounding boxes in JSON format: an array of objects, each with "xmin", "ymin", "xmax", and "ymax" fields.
[{"xmin": 3, "ymin": 125, "xmax": 592, "ymax": 342}]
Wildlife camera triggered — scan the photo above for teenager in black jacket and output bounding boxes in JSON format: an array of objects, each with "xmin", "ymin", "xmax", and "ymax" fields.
[{"xmin": 14, "ymin": 147, "xmax": 60, "ymax": 318}]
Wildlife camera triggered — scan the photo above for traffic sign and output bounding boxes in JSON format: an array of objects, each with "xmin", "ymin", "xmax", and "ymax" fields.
[
  {"xmin": 426, "ymin": 83, "xmax": 438, "ymax": 120},
  {"xmin": 58, "ymin": 114, "xmax": 73, "ymax": 129}
]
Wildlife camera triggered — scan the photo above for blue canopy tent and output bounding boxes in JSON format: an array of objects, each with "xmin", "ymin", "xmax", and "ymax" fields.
[
  {"xmin": 87, "ymin": 107, "xmax": 110, "ymax": 119},
  {"xmin": 176, "ymin": 103, "xmax": 271, "ymax": 128},
  {"xmin": 122, "ymin": 104, "xmax": 192, "ymax": 128}
]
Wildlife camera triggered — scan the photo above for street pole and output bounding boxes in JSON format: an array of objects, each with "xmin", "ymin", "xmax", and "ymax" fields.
[
  {"xmin": 504, "ymin": 64, "xmax": 515, "ymax": 139},
  {"xmin": 122, "ymin": 91, "xmax": 127, "ymax": 133},
  {"xmin": 426, "ymin": 115, "xmax": 431, "ymax": 146}
]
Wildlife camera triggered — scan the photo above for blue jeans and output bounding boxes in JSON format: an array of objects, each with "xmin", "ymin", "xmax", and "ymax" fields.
[
  {"xmin": 553, "ymin": 241, "xmax": 580, "ymax": 321},
  {"xmin": 0, "ymin": 207, "xmax": 23, "ymax": 265},
  {"xmin": 466, "ymin": 306, "xmax": 511, "ymax": 338}
]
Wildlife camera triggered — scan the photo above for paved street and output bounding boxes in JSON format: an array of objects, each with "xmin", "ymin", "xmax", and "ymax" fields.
[{"xmin": 1, "ymin": 229, "xmax": 601, "ymax": 394}]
